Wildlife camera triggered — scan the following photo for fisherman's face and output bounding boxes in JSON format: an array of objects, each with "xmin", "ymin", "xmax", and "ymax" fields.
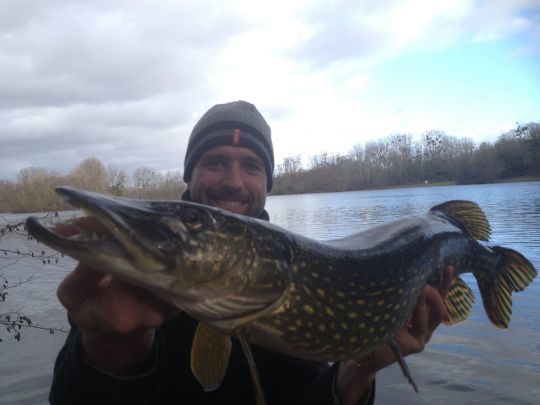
[{"xmin": 188, "ymin": 146, "xmax": 268, "ymax": 218}]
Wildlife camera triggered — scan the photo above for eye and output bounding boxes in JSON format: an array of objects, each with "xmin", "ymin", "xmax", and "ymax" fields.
[
  {"xmin": 200, "ymin": 157, "xmax": 226, "ymax": 170},
  {"xmin": 243, "ymin": 159, "xmax": 264, "ymax": 173},
  {"xmin": 181, "ymin": 209, "xmax": 205, "ymax": 231}
]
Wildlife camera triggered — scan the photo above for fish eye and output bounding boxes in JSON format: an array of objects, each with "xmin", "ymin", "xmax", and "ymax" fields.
[{"xmin": 181, "ymin": 209, "xmax": 204, "ymax": 231}]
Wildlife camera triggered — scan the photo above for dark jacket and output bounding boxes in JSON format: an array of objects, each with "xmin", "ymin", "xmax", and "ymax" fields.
[{"xmin": 49, "ymin": 314, "xmax": 345, "ymax": 404}]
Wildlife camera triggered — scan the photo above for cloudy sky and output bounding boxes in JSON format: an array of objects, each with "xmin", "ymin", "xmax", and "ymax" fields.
[{"xmin": 1, "ymin": 0, "xmax": 539, "ymax": 182}]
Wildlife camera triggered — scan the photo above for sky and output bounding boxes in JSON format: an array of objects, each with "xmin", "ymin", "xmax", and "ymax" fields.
[{"xmin": 1, "ymin": 0, "xmax": 539, "ymax": 182}]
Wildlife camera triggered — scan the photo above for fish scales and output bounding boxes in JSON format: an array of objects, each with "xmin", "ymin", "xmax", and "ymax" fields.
[
  {"xmin": 26, "ymin": 188, "xmax": 538, "ymax": 403},
  {"xmin": 245, "ymin": 229, "xmax": 486, "ymax": 360}
]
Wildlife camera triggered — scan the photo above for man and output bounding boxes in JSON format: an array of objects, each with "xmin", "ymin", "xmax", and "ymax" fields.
[{"xmin": 50, "ymin": 101, "xmax": 452, "ymax": 404}]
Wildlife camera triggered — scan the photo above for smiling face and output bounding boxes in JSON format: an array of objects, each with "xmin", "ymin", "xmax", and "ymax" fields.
[{"xmin": 187, "ymin": 145, "xmax": 268, "ymax": 218}]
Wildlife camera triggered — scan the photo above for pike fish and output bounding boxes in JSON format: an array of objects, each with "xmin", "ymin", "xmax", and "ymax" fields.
[{"xmin": 26, "ymin": 187, "xmax": 537, "ymax": 404}]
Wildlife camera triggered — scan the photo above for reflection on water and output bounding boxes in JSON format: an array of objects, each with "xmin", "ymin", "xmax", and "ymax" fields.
[{"xmin": 1, "ymin": 183, "xmax": 539, "ymax": 404}]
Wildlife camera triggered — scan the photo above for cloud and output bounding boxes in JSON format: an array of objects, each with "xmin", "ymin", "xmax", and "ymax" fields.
[
  {"xmin": 0, "ymin": 0, "xmax": 538, "ymax": 182},
  {"xmin": 0, "ymin": 1, "xmax": 249, "ymax": 109},
  {"xmin": 0, "ymin": 1, "xmax": 254, "ymax": 180},
  {"xmin": 291, "ymin": 0, "xmax": 539, "ymax": 68}
]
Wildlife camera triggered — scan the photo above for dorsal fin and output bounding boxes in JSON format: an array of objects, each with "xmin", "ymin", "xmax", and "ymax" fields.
[{"xmin": 430, "ymin": 200, "xmax": 491, "ymax": 241}]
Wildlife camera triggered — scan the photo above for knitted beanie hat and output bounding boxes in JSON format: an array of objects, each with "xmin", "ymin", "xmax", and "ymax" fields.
[{"xmin": 183, "ymin": 100, "xmax": 274, "ymax": 191}]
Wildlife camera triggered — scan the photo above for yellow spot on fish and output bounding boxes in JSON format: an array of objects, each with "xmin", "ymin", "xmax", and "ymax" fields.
[
  {"xmin": 325, "ymin": 307, "xmax": 335, "ymax": 316},
  {"xmin": 350, "ymin": 336, "xmax": 358, "ymax": 343},
  {"xmin": 377, "ymin": 299, "xmax": 385, "ymax": 306},
  {"xmin": 341, "ymin": 322, "xmax": 348, "ymax": 330},
  {"xmin": 304, "ymin": 304, "xmax": 315, "ymax": 314},
  {"xmin": 292, "ymin": 265, "xmax": 299, "ymax": 274},
  {"xmin": 348, "ymin": 312, "xmax": 358, "ymax": 319},
  {"xmin": 337, "ymin": 291, "xmax": 345, "ymax": 298},
  {"xmin": 318, "ymin": 324, "xmax": 326, "ymax": 332},
  {"xmin": 295, "ymin": 319, "xmax": 303, "ymax": 327},
  {"xmin": 316, "ymin": 288, "xmax": 325, "ymax": 298},
  {"xmin": 288, "ymin": 325, "xmax": 297, "ymax": 332},
  {"xmin": 356, "ymin": 299, "xmax": 365, "ymax": 305},
  {"xmin": 369, "ymin": 327, "xmax": 375, "ymax": 334},
  {"xmin": 334, "ymin": 334, "xmax": 341, "ymax": 340},
  {"xmin": 373, "ymin": 316, "xmax": 380, "ymax": 322}
]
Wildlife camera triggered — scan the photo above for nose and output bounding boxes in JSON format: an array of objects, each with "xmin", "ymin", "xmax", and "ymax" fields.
[{"xmin": 221, "ymin": 162, "xmax": 244, "ymax": 190}]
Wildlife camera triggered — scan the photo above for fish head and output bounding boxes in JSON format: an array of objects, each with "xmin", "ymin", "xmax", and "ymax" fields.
[{"xmin": 26, "ymin": 187, "xmax": 291, "ymax": 324}]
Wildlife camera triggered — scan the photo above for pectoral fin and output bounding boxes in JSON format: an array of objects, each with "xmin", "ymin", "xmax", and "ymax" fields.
[{"xmin": 190, "ymin": 322, "xmax": 232, "ymax": 391}]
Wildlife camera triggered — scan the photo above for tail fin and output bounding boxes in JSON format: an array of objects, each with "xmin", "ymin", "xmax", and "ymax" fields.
[
  {"xmin": 430, "ymin": 200, "xmax": 491, "ymax": 241},
  {"xmin": 477, "ymin": 247, "xmax": 537, "ymax": 328}
]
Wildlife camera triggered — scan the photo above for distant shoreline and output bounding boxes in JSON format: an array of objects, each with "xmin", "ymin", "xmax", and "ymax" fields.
[
  {"xmin": 2, "ymin": 177, "xmax": 539, "ymax": 214},
  {"xmin": 269, "ymin": 176, "xmax": 540, "ymax": 196}
]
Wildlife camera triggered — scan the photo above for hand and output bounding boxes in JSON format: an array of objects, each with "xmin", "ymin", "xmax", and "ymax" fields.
[
  {"xmin": 336, "ymin": 265, "xmax": 454, "ymax": 405},
  {"xmin": 58, "ymin": 265, "xmax": 180, "ymax": 375},
  {"xmin": 58, "ymin": 264, "xmax": 179, "ymax": 336},
  {"xmin": 55, "ymin": 218, "xmax": 180, "ymax": 375}
]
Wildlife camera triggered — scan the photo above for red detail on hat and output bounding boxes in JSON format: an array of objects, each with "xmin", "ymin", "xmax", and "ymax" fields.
[{"xmin": 232, "ymin": 129, "xmax": 241, "ymax": 145}]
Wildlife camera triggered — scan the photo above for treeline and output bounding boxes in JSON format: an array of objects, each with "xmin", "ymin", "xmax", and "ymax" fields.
[
  {"xmin": 1, "ymin": 122, "xmax": 538, "ymax": 212},
  {"xmin": 0, "ymin": 158, "xmax": 186, "ymax": 213},
  {"xmin": 273, "ymin": 122, "xmax": 540, "ymax": 194}
]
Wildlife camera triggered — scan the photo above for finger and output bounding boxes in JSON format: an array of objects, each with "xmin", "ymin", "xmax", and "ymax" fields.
[
  {"xmin": 57, "ymin": 264, "xmax": 106, "ymax": 311},
  {"xmin": 424, "ymin": 284, "xmax": 447, "ymax": 334},
  {"xmin": 98, "ymin": 278, "xmax": 179, "ymax": 332},
  {"xmin": 439, "ymin": 265, "xmax": 454, "ymax": 299},
  {"xmin": 408, "ymin": 289, "xmax": 428, "ymax": 343}
]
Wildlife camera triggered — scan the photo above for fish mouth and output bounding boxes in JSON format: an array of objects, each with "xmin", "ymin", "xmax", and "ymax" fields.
[{"xmin": 26, "ymin": 187, "xmax": 175, "ymax": 275}]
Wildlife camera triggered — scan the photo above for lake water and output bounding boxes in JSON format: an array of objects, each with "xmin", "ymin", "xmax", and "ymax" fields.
[{"xmin": 1, "ymin": 182, "xmax": 539, "ymax": 404}]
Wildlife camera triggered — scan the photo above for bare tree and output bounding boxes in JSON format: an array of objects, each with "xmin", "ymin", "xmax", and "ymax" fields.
[
  {"xmin": 158, "ymin": 170, "xmax": 185, "ymax": 199},
  {"xmin": 107, "ymin": 164, "xmax": 128, "ymax": 196},
  {"xmin": 70, "ymin": 158, "xmax": 108, "ymax": 193},
  {"xmin": 1, "ymin": 213, "xmax": 67, "ymax": 341}
]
